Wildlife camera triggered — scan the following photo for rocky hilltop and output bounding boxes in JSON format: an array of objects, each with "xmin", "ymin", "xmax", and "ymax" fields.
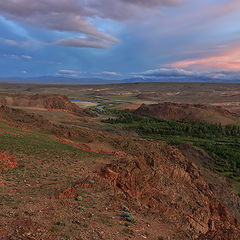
[
  {"xmin": 0, "ymin": 93, "xmax": 92, "ymax": 117},
  {"xmin": 133, "ymin": 102, "xmax": 239, "ymax": 125},
  {"xmin": 0, "ymin": 105, "xmax": 50, "ymax": 127},
  {"xmin": 102, "ymin": 138, "xmax": 240, "ymax": 239}
]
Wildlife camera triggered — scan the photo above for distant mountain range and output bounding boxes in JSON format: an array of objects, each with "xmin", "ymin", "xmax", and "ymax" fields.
[{"xmin": 1, "ymin": 76, "xmax": 240, "ymax": 84}]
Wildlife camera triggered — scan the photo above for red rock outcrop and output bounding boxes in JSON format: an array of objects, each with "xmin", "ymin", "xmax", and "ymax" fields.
[
  {"xmin": 101, "ymin": 139, "xmax": 240, "ymax": 239},
  {"xmin": 0, "ymin": 150, "xmax": 18, "ymax": 172},
  {"xmin": 178, "ymin": 142, "xmax": 240, "ymax": 221}
]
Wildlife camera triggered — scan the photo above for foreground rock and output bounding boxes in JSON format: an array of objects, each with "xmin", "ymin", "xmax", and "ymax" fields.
[
  {"xmin": 102, "ymin": 138, "xmax": 240, "ymax": 239},
  {"xmin": 178, "ymin": 142, "xmax": 240, "ymax": 221}
]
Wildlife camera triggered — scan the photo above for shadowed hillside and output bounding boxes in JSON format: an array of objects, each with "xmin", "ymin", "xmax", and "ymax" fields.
[
  {"xmin": 133, "ymin": 102, "xmax": 239, "ymax": 125},
  {"xmin": 0, "ymin": 93, "xmax": 94, "ymax": 117}
]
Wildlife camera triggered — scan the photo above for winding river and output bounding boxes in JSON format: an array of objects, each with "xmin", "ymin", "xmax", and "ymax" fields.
[{"xmin": 70, "ymin": 98, "xmax": 131, "ymax": 111}]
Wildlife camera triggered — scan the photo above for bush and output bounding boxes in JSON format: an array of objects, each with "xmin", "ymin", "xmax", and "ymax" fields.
[
  {"xmin": 121, "ymin": 205, "xmax": 129, "ymax": 212},
  {"xmin": 77, "ymin": 206, "xmax": 85, "ymax": 210},
  {"xmin": 76, "ymin": 196, "xmax": 83, "ymax": 201},
  {"xmin": 121, "ymin": 212, "xmax": 136, "ymax": 223}
]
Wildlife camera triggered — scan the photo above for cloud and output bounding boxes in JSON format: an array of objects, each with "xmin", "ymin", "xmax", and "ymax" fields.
[
  {"xmin": 89, "ymin": 0, "xmax": 182, "ymax": 20},
  {"xmin": 102, "ymin": 71, "xmax": 121, "ymax": 76},
  {"xmin": 2, "ymin": 38, "xmax": 17, "ymax": 46},
  {"xmin": 0, "ymin": 0, "xmax": 181, "ymax": 48},
  {"xmin": 121, "ymin": 0, "xmax": 181, "ymax": 7},
  {"xmin": 56, "ymin": 38, "xmax": 111, "ymax": 49},
  {"xmin": 169, "ymin": 44, "xmax": 240, "ymax": 71},
  {"xmin": 0, "ymin": 37, "xmax": 32, "ymax": 47},
  {"xmin": 140, "ymin": 68, "xmax": 194, "ymax": 77},
  {"xmin": 56, "ymin": 69, "xmax": 81, "ymax": 77},
  {"xmin": 0, "ymin": 0, "xmax": 118, "ymax": 48},
  {"xmin": 134, "ymin": 67, "xmax": 240, "ymax": 82},
  {"xmin": 21, "ymin": 55, "xmax": 32, "ymax": 59},
  {"xmin": 21, "ymin": 70, "xmax": 28, "ymax": 74},
  {"xmin": 207, "ymin": 71, "xmax": 240, "ymax": 80},
  {"xmin": 3, "ymin": 54, "xmax": 32, "ymax": 60},
  {"xmin": 3, "ymin": 54, "xmax": 20, "ymax": 60},
  {"xmin": 158, "ymin": 0, "xmax": 240, "ymax": 38}
]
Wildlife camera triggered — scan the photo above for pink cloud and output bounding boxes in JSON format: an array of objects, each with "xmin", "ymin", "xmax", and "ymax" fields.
[{"xmin": 169, "ymin": 44, "xmax": 240, "ymax": 71}]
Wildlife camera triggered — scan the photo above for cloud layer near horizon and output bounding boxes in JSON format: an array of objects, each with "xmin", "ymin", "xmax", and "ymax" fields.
[{"xmin": 135, "ymin": 67, "xmax": 240, "ymax": 82}]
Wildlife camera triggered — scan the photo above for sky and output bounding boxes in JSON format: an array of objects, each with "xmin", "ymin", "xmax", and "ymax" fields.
[{"xmin": 0, "ymin": 0, "xmax": 240, "ymax": 81}]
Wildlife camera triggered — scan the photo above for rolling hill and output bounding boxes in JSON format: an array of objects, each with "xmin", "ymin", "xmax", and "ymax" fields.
[{"xmin": 133, "ymin": 102, "xmax": 239, "ymax": 125}]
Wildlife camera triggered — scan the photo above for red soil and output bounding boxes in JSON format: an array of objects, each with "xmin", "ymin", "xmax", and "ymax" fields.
[
  {"xmin": 0, "ymin": 150, "xmax": 18, "ymax": 172},
  {"xmin": 55, "ymin": 137, "xmax": 91, "ymax": 151},
  {"xmin": 6, "ymin": 124, "xmax": 30, "ymax": 132},
  {"xmin": 60, "ymin": 187, "xmax": 77, "ymax": 199},
  {"xmin": 0, "ymin": 128, "xmax": 15, "ymax": 135}
]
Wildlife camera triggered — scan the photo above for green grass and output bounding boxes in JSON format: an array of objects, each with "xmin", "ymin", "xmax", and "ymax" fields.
[
  {"xmin": 0, "ymin": 124, "xmax": 103, "ymax": 160},
  {"xmin": 0, "ymin": 128, "xmax": 102, "ymax": 189},
  {"xmin": 78, "ymin": 206, "xmax": 85, "ymax": 210},
  {"xmin": 0, "ymin": 122, "xmax": 110, "ymax": 209}
]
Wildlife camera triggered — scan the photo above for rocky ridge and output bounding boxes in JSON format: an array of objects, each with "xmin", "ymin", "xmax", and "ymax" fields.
[
  {"xmin": 0, "ymin": 93, "xmax": 92, "ymax": 117},
  {"xmin": 102, "ymin": 138, "xmax": 240, "ymax": 239},
  {"xmin": 133, "ymin": 102, "xmax": 239, "ymax": 125}
]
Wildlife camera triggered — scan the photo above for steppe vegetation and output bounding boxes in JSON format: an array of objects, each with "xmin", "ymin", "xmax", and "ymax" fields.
[{"xmin": 1, "ymin": 82, "xmax": 240, "ymax": 239}]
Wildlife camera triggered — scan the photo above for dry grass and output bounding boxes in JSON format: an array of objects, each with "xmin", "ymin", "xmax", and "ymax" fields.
[{"xmin": 73, "ymin": 101, "xmax": 98, "ymax": 108}]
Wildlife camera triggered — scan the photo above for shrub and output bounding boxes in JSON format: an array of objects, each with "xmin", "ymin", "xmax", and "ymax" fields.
[
  {"xmin": 121, "ymin": 212, "xmax": 136, "ymax": 223},
  {"xmin": 121, "ymin": 205, "xmax": 129, "ymax": 212},
  {"xmin": 77, "ymin": 206, "xmax": 85, "ymax": 210},
  {"xmin": 76, "ymin": 196, "xmax": 83, "ymax": 201}
]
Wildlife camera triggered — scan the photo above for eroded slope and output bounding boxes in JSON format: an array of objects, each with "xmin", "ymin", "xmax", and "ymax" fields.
[{"xmin": 133, "ymin": 102, "xmax": 239, "ymax": 125}]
